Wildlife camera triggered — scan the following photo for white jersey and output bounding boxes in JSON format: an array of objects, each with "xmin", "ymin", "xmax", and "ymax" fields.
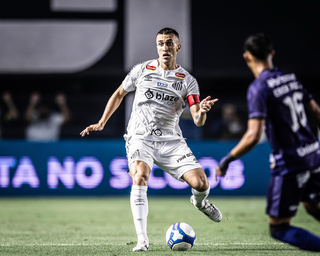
[{"xmin": 122, "ymin": 59, "xmax": 200, "ymax": 141}]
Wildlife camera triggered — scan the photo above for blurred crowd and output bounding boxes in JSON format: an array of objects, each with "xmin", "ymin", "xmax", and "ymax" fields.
[
  {"xmin": 0, "ymin": 91, "xmax": 70, "ymax": 142},
  {"xmin": 0, "ymin": 91, "xmax": 248, "ymax": 142}
]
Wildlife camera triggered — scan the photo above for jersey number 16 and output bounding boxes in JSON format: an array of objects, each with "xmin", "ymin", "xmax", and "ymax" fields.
[{"xmin": 283, "ymin": 91, "xmax": 307, "ymax": 132}]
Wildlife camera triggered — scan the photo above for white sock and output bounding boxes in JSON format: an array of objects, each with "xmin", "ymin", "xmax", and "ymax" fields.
[
  {"xmin": 192, "ymin": 187, "xmax": 210, "ymax": 209},
  {"xmin": 130, "ymin": 185, "xmax": 148, "ymax": 242}
]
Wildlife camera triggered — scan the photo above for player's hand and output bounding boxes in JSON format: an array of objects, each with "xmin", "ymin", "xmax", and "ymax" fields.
[
  {"xmin": 199, "ymin": 96, "xmax": 218, "ymax": 113},
  {"xmin": 216, "ymin": 164, "xmax": 228, "ymax": 177},
  {"xmin": 80, "ymin": 122, "xmax": 105, "ymax": 137}
]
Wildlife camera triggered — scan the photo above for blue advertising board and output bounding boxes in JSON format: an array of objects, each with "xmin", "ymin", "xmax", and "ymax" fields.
[{"xmin": 0, "ymin": 140, "xmax": 271, "ymax": 196}]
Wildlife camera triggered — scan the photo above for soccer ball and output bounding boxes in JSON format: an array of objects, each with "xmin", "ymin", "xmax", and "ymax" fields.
[{"xmin": 166, "ymin": 222, "xmax": 196, "ymax": 251}]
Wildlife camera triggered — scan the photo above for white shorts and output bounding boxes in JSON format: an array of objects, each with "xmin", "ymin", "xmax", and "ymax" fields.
[{"xmin": 125, "ymin": 138, "xmax": 202, "ymax": 182}]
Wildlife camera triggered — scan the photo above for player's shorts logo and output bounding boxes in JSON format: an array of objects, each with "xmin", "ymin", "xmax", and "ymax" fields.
[
  {"xmin": 176, "ymin": 152, "xmax": 194, "ymax": 163},
  {"xmin": 146, "ymin": 65, "xmax": 156, "ymax": 71},
  {"xmin": 145, "ymin": 89, "xmax": 154, "ymax": 99},
  {"xmin": 172, "ymin": 81, "xmax": 183, "ymax": 90},
  {"xmin": 130, "ymin": 149, "xmax": 140, "ymax": 160},
  {"xmin": 175, "ymin": 72, "xmax": 186, "ymax": 79}
]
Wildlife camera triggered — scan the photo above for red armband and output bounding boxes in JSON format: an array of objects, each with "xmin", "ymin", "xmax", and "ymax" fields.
[{"xmin": 187, "ymin": 94, "xmax": 200, "ymax": 107}]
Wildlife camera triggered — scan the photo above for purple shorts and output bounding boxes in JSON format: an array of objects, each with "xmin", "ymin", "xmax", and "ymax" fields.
[{"xmin": 266, "ymin": 165, "xmax": 320, "ymax": 218}]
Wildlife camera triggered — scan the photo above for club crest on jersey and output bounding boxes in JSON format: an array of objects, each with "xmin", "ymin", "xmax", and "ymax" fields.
[
  {"xmin": 146, "ymin": 65, "xmax": 156, "ymax": 71},
  {"xmin": 172, "ymin": 81, "xmax": 183, "ymax": 90},
  {"xmin": 157, "ymin": 82, "xmax": 168, "ymax": 87},
  {"xmin": 145, "ymin": 89, "xmax": 154, "ymax": 99},
  {"xmin": 144, "ymin": 75, "xmax": 153, "ymax": 81},
  {"xmin": 175, "ymin": 72, "xmax": 186, "ymax": 79}
]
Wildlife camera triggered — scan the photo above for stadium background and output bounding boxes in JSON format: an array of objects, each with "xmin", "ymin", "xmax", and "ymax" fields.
[{"xmin": 0, "ymin": 0, "xmax": 319, "ymax": 196}]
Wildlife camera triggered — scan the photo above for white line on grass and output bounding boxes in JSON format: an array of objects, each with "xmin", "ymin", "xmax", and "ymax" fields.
[{"xmin": 0, "ymin": 242, "xmax": 285, "ymax": 247}]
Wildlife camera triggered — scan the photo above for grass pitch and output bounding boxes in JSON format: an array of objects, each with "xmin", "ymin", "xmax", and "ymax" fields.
[{"xmin": 0, "ymin": 197, "xmax": 319, "ymax": 255}]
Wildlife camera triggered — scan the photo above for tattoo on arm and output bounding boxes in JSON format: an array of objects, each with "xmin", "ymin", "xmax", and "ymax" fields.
[{"xmin": 195, "ymin": 115, "xmax": 199, "ymax": 120}]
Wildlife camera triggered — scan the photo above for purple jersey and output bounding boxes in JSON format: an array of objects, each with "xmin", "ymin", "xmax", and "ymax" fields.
[{"xmin": 247, "ymin": 67, "xmax": 320, "ymax": 174}]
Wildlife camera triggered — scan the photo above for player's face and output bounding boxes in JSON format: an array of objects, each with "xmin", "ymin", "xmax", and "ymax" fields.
[{"xmin": 156, "ymin": 33, "xmax": 181, "ymax": 66}]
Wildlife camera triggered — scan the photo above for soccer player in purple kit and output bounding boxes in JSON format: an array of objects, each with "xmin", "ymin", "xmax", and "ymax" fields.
[{"xmin": 216, "ymin": 33, "xmax": 320, "ymax": 251}]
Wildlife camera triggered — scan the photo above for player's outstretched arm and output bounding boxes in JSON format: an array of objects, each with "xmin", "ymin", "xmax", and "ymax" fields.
[
  {"xmin": 80, "ymin": 84, "xmax": 129, "ymax": 137},
  {"xmin": 216, "ymin": 118, "xmax": 264, "ymax": 177},
  {"xmin": 190, "ymin": 96, "xmax": 218, "ymax": 127}
]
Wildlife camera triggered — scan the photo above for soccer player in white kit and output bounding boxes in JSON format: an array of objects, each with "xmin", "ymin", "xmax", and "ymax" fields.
[{"xmin": 80, "ymin": 28, "xmax": 222, "ymax": 251}]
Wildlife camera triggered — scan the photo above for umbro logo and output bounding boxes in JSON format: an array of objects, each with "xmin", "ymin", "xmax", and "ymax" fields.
[{"xmin": 144, "ymin": 75, "xmax": 153, "ymax": 81}]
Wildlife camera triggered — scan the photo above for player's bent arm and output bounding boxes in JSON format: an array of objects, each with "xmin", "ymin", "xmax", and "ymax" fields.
[
  {"xmin": 189, "ymin": 103, "xmax": 206, "ymax": 127},
  {"xmin": 307, "ymin": 99, "xmax": 320, "ymax": 128},
  {"xmin": 229, "ymin": 118, "xmax": 265, "ymax": 158},
  {"xmin": 98, "ymin": 84, "xmax": 129, "ymax": 126},
  {"xmin": 80, "ymin": 84, "xmax": 129, "ymax": 137},
  {"xmin": 189, "ymin": 96, "xmax": 218, "ymax": 127}
]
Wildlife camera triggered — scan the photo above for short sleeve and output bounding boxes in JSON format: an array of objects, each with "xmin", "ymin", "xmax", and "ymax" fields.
[
  {"xmin": 247, "ymin": 83, "xmax": 268, "ymax": 119},
  {"xmin": 186, "ymin": 77, "xmax": 200, "ymax": 97},
  {"xmin": 122, "ymin": 63, "xmax": 143, "ymax": 92}
]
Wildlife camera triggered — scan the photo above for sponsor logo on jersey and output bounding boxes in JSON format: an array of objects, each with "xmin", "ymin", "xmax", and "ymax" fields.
[
  {"xmin": 296, "ymin": 141, "xmax": 319, "ymax": 157},
  {"xmin": 144, "ymin": 89, "xmax": 179, "ymax": 104},
  {"xmin": 175, "ymin": 72, "xmax": 186, "ymax": 79},
  {"xmin": 146, "ymin": 65, "xmax": 156, "ymax": 71},
  {"xmin": 156, "ymin": 92, "xmax": 179, "ymax": 103},
  {"xmin": 157, "ymin": 82, "xmax": 168, "ymax": 87},
  {"xmin": 267, "ymin": 73, "xmax": 296, "ymax": 88},
  {"xmin": 150, "ymin": 129, "xmax": 162, "ymax": 136},
  {"xmin": 144, "ymin": 75, "xmax": 153, "ymax": 81},
  {"xmin": 172, "ymin": 81, "xmax": 183, "ymax": 90},
  {"xmin": 150, "ymin": 129, "xmax": 173, "ymax": 136},
  {"xmin": 145, "ymin": 89, "xmax": 154, "ymax": 99}
]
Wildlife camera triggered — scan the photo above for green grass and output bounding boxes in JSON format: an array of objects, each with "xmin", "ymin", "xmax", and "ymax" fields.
[{"xmin": 0, "ymin": 197, "xmax": 319, "ymax": 255}]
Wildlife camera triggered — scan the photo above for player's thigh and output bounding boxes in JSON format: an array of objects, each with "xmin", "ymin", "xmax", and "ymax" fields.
[
  {"xmin": 155, "ymin": 139, "xmax": 202, "ymax": 182},
  {"xmin": 266, "ymin": 170, "xmax": 308, "ymax": 219},
  {"xmin": 126, "ymin": 138, "xmax": 154, "ymax": 183}
]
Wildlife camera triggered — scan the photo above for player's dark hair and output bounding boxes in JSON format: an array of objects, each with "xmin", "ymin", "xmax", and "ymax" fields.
[
  {"xmin": 244, "ymin": 33, "xmax": 273, "ymax": 61},
  {"xmin": 157, "ymin": 27, "xmax": 179, "ymax": 39}
]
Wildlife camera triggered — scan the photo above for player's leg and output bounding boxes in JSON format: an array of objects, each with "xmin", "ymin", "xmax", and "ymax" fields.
[
  {"xmin": 129, "ymin": 160, "xmax": 151, "ymax": 251},
  {"xmin": 126, "ymin": 139, "xmax": 154, "ymax": 251},
  {"xmin": 269, "ymin": 216, "xmax": 320, "ymax": 251},
  {"xmin": 267, "ymin": 171, "xmax": 320, "ymax": 252},
  {"xmin": 182, "ymin": 168, "xmax": 209, "ymax": 208},
  {"xmin": 301, "ymin": 168, "xmax": 320, "ymax": 221},
  {"xmin": 182, "ymin": 168, "xmax": 222, "ymax": 222}
]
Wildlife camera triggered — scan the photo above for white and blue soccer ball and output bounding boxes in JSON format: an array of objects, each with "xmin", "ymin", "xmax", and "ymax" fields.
[{"xmin": 166, "ymin": 222, "xmax": 196, "ymax": 251}]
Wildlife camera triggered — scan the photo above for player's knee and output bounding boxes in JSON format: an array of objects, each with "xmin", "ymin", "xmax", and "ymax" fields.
[
  {"xmin": 132, "ymin": 172, "xmax": 149, "ymax": 186},
  {"xmin": 269, "ymin": 223, "xmax": 290, "ymax": 238},
  {"xmin": 194, "ymin": 177, "xmax": 209, "ymax": 192}
]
